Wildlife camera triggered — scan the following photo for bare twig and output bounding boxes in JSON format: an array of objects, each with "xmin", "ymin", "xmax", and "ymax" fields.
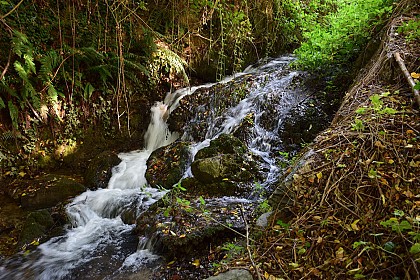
[
  {"xmin": 0, "ymin": 0, "xmax": 24, "ymax": 19},
  {"xmin": 240, "ymin": 204, "xmax": 262, "ymax": 280},
  {"xmin": 393, "ymin": 52, "xmax": 420, "ymax": 107}
]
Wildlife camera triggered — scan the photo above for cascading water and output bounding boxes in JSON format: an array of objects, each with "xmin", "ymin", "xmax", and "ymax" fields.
[
  {"xmin": 1, "ymin": 56, "xmax": 324, "ymax": 279},
  {"xmin": 0, "ymin": 100, "xmax": 180, "ymax": 280}
]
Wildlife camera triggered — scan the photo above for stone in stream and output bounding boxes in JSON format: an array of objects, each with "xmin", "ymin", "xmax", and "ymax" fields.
[
  {"xmin": 204, "ymin": 269, "xmax": 253, "ymax": 280},
  {"xmin": 84, "ymin": 150, "xmax": 121, "ymax": 190},
  {"xmin": 146, "ymin": 141, "xmax": 191, "ymax": 189}
]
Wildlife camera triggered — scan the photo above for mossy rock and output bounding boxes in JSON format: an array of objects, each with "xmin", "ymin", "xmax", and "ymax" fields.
[
  {"xmin": 135, "ymin": 192, "xmax": 252, "ymax": 259},
  {"xmin": 12, "ymin": 174, "xmax": 86, "ymax": 210},
  {"xmin": 191, "ymin": 154, "xmax": 254, "ymax": 184},
  {"xmin": 18, "ymin": 209, "xmax": 54, "ymax": 249},
  {"xmin": 181, "ymin": 177, "xmax": 237, "ymax": 197},
  {"xmin": 195, "ymin": 134, "xmax": 247, "ymax": 159},
  {"xmin": 84, "ymin": 151, "xmax": 121, "ymax": 190},
  {"xmin": 146, "ymin": 141, "xmax": 191, "ymax": 189}
]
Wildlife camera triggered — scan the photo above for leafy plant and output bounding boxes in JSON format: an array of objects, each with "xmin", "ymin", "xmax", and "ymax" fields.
[
  {"xmin": 294, "ymin": 0, "xmax": 393, "ymax": 69},
  {"xmin": 397, "ymin": 18, "xmax": 420, "ymax": 42}
]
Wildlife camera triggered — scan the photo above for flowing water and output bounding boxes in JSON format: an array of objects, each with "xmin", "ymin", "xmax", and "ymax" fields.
[{"xmin": 0, "ymin": 56, "xmax": 318, "ymax": 279}]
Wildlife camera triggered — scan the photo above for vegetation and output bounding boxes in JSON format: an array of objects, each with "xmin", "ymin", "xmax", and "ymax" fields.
[
  {"xmin": 2, "ymin": 0, "xmax": 419, "ymax": 278},
  {"xmin": 294, "ymin": 0, "xmax": 393, "ymax": 70}
]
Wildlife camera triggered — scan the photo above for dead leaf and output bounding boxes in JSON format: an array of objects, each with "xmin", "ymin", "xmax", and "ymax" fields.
[
  {"xmin": 336, "ymin": 247, "xmax": 344, "ymax": 259},
  {"xmin": 191, "ymin": 259, "xmax": 200, "ymax": 268},
  {"xmin": 351, "ymin": 219, "xmax": 360, "ymax": 231},
  {"xmin": 411, "ymin": 72, "xmax": 420, "ymax": 79}
]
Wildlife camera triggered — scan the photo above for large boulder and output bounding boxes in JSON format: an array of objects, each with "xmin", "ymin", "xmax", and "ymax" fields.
[
  {"xmin": 146, "ymin": 141, "xmax": 191, "ymax": 189},
  {"xmin": 18, "ymin": 209, "xmax": 54, "ymax": 249},
  {"xmin": 9, "ymin": 174, "xmax": 86, "ymax": 210},
  {"xmin": 84, "ymin": 151, "xmax": 121, "ymax": 190},
  {"xmin": 191, "ymin": 154, "xmax": 256, "ymax": 184},
  {"xmin": 135, "ymin": 192, "xmax": 254, "ymax": 259},
  {"xmin": 190, "ymin": 134, "xmax": 261, "ymax": 192}
]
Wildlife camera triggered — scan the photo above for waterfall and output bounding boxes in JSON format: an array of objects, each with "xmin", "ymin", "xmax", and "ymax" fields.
[{"xmin": 0, "ymin": 97, "xmax": 183, "ymax": 280}]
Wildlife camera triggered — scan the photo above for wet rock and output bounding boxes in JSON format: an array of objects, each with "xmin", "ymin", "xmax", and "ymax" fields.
[
  {"xmin": 195, "ymin": 134, "xmax": 247, "ymax": 159},
  {"xmin": 191, "ymin": 135, "xmax": 261, "ymax": 191},
  {"xmin": 84, "ymin": 151, "xmax": 121, "ymax": 190},
  {"xmin": 168, "ymin": 78, "xmax": 252, "ymax": 142},
  {"xmin": 18, "ymin": 209, "xmax": 54, "ymax": 248},
  {"xmin": 135, "ymin": 194, "xmax": 253, "ymax": 259},
  {"xmin": 9, "ymin": 174, "xmax": 86, "ymax": 210},
  {"xmin": 204, "ymin": 269, "xmax": 253, "ymax": 280},
  {"xmin": 191, "ymin": 154, "xmax": 255, "ymax": 184},
  {"xmin": 146, "ymin": 141, "xmax": 191, "ymax": 189},
  {"xmin": 278, "ymin": 100, "xmax": 329, "ymax": 151}
]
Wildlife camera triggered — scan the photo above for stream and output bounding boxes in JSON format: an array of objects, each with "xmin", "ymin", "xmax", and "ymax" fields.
[{"xmin": 0, "ymin": 56, "xmax": 327, "ymax": 279}]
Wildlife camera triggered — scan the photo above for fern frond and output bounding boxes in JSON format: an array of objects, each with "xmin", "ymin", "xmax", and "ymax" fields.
[
  {"xmin": 39, "ymin": 50, "xmax": 60, "ymax": 82},
  {"xmin": 123, "ymin": 59, "xmax": 150, "ymax": 77},
  {"xmin": 0, "ymin": 81, "xmax": 18, "ymax": 99},
  {"xmin": 75, "ymin": 47, "xmax": 105, "ymax": 66},
  {"xmin": 14, "ymin": 61, "xmax": 28, "ymax": 81},
  {"xmin": 11, "ymin": 30, "xmax": 30, "ymax": 57},
  {"xmin": 87, "ymin": 65, "xmax": 113, "ymax": 85},
  {"xmin": 47, "ymin": 84, "xmax": 58, "ymax": 103},
  {"xmin": 1, "ymin": 131, "xmax": 15, "ymax": 141},
  {"xmin": 24, "ymin": 53, "xmax": 36, "ymax": 74},
  {"xmin": 7, "ymin": 101, "xmax": 19, "ymax": 129}
]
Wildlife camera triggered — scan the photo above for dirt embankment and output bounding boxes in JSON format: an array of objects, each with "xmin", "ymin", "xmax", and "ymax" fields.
[{"xmin": 251, "ymin": 1, "xmax": 420, "ymax": 279}]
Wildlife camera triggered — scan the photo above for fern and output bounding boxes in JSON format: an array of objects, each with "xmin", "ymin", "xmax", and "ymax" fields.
[
  {"xmin": 11, "ymin": 30, "xmax": 31, "ymax": 57},
  {"xmin": 39, "ymin": 50, "xmax": 60, "ymax": 82},
  {"xmin": 7, "ymin": 101, "xmax": 19, "ymax": 129},
  {"xmin": 0, "ymin": 97, "xmax": 5, "ymax": 109},
  {"xmin": 1, "ymin": 131, "xmax": 14, "ymax": 141}
]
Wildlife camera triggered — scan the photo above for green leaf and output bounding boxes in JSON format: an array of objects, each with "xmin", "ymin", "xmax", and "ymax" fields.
[
  {"xmin": 398, "ymin": 220, "xmax": 412, "ymax": 231},
  {"xmin": 410, "ymin": 243, "xmax": 420, "ymax": 254},
  {"xmin": 383, "ymin": 241, "xmax": 395, "ymax": 252},
  {"xmin": 393, "ymin": 209, "xmax": 404, "ymax": 217},
  {"xmin": 380, "ymin": 107, "xmax": 398, "ymax": 115},
  {"xmin": 414, "ymin": 82, "xmax": 420, "ymax": 90},
  {"xmin": 8, "ymin": 101, "xmax": 19, "ymax": 129},
  {"xmin": 199, "ymin": 196, "xmax": 206, "ymax": 206},
  {"xmin": 0, "ymin": 97, "xmax": 5, "ymax": 109},
  {"xmin": 83, "ymin": 83, "xmax": 95, "ymax": 101},
  {"xmin": 353, "ymin": 241, "xmax": 369, "ymax": 249},
  {"xmin": 355, "ymin": 107, "xmax": 367, "ymax": 114}
]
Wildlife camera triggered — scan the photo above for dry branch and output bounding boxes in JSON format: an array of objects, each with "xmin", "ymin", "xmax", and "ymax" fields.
[{"xmin": 393, "ymin": 52, "xmax": 420, "ymax": 107}]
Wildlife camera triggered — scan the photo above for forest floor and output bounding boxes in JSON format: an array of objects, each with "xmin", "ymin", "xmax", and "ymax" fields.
[{"xmin": 233, "ymin": 9, "xmax": 420, "ymax": 280}]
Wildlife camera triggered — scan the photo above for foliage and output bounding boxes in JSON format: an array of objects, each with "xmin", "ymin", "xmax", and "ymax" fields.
[
  {"xmin": 294, "ymin": 0, "xmax": 393, "ymax": 69},
  {"xmin": 397, "ymin": 18, "xmax": 420, "ymax": 42}
]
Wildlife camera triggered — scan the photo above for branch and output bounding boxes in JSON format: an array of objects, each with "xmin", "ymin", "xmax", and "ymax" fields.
[
  {"xmin": 240, "ymin": 204, "xmax": 262, "ymax": 280},
  {"xmin": 0, "ymin": 18, "xmax": 13, "ymax": 80},
  {"xmin": 393, "ymin": 52, "xmax": 420, "ymax": 107},
  {"xmin": 0, "ymin": 48, "xmax": 12, "ymax": 81},
  {"xmin": 0, "ymin": 0, "xmax": 25, "ymax": 19}
]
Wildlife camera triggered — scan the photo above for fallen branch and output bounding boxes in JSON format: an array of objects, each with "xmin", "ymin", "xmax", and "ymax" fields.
[
  {"xmin": 240, "ymin": 204, "xmax": 262, "ymax": 280},
  {"xmin": 393, "ymin": 52, "xmax": 420, "ymax": 107}
]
